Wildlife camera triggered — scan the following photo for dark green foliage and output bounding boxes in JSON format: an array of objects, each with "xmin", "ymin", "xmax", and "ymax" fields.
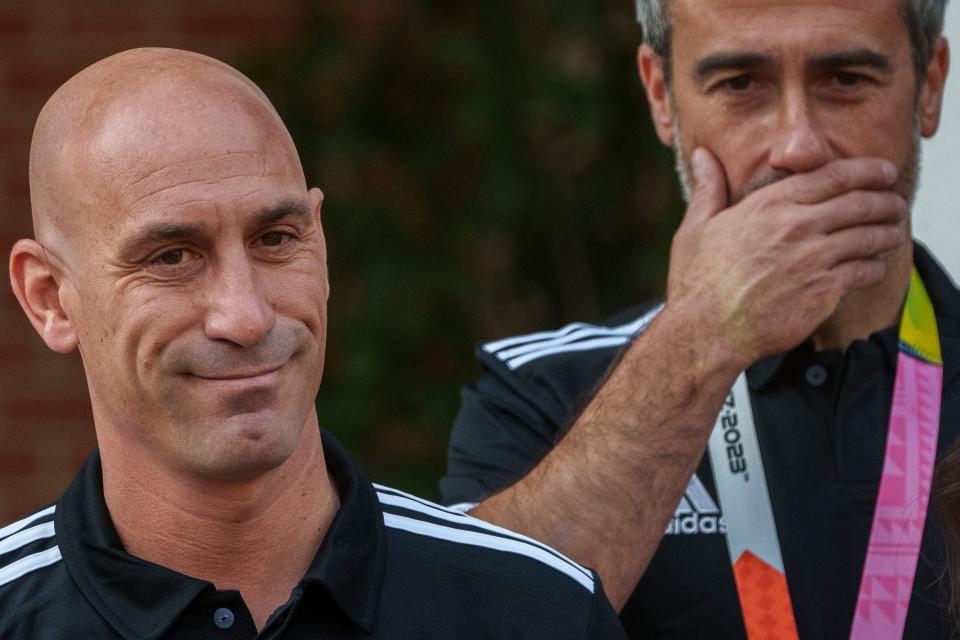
[{"xmin": 241, "ymin": 0, "xmax": 682, "ymax": 499}]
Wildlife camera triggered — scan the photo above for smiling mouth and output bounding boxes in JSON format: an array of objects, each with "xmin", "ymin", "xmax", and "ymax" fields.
[{"xmin": 189, "ymin": 365, "xmax": 284, "ymax": 382}]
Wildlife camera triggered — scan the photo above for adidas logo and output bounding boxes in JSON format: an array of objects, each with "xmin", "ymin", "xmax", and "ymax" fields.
[{"xmin": 665, "ymin": 474, "xmax": 727, "ymax": 536}]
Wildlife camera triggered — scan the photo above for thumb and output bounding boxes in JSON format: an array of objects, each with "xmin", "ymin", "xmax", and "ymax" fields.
[{"xmin": 684, "ymin": 147, "xmax": 728, "ymax": 227}]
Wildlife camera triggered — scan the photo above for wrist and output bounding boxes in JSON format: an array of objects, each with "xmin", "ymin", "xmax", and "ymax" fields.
[{"xmin": 647, "ymin": 298, "xmax": 753, "ymax": 381}]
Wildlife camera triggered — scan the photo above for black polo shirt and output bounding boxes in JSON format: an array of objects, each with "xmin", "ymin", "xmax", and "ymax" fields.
[
  {"xmin": 0, "ymin": 430, "xmax": 625, "ymax": 639},
  {"xmin": 441, "ymin": 243, "xmax": 960, "ymax": 639}
]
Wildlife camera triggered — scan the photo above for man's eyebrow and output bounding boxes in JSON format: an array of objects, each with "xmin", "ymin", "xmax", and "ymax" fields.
[
  {"xmin": 808, "ymin": 48, "xmax": 892, "ymax": 72},
  {"xmin": 118, "ymin": 200, "xmax": 312, "ymax": 258},
  {"xmin": 693, "ymin": 49, "xmax": 892, "ymax": 80},
  {"xmin": 252, "ymin": 199, "xmax": 313, "ymax": 226},
  {"xmin": 119, "ymin": 221, "xmax": 205, "ymax": 257},
  {"xmin": 694, "ymin": 52, "xmax": 772, "ymax": 79}
]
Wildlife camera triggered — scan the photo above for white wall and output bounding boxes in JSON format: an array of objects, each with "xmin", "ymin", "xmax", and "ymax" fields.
[{"xmin": 913, "ymin": 9, "xmax": 960, "ymax": 281}]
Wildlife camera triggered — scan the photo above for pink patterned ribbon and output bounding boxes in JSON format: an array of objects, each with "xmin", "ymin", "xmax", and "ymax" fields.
[{"xmin": 850, "ymin": 353, "xmax": 942, "ymax": 639}]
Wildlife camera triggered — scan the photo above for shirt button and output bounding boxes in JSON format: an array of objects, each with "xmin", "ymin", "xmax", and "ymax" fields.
[
  {"xmin": 805, "ymin": 364, "xmax": 828, "ymax": 387},
  {"xmin": 213, "ymin": 607, "xmax": 235, "ymax": 629}
]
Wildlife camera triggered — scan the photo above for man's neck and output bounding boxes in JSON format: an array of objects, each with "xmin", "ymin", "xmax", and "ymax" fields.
[
  {"xmin": 100, "ymin": 413, "xmax": 339, "ymax": 630},
  {"xmin": 811, "ymin": 242, "xmax": 914, "ymax": 352}
]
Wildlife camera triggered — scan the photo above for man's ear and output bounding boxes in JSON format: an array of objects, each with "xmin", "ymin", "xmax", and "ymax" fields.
[
  {"xmin": 9, "ymin": 239, "xmax": 79, "ymax": 353},
  {"xmin": 920, "ymin": 36, "xmax": 950, "ymax": 138},
  {"xmin": 308, "ymin": 187, "xmax": 330, "ymax": 302},
  {"xmin": 638, "ymin": 43, "xmax": 676, "ymax": 146},
  {"xmin": 309, "ymin": 187, "xmax": 324, "ymax": 225}
]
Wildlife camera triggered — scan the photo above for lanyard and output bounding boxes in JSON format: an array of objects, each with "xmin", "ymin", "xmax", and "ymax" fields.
[{"xmin": 707, "ymin": 267, "xmax": 943, "ymax": 640}]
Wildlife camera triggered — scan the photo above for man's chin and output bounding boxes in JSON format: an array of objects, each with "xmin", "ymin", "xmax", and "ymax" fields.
[
  {"xmin": 192, "ymin": 450, "xmax": 290, "ymax": 484},
  {"xmin": 168, "ymin": 409, "xmax": 309, "ymax": 483}
]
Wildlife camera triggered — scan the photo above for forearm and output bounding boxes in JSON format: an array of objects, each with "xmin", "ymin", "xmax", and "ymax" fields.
[
  {"xmin": 469, "ymin": 302, "xmax": 747, "ymax": 610},
  {"xmin": 468, "ymin": 154, "xmax": 906, "ymax": 611}
]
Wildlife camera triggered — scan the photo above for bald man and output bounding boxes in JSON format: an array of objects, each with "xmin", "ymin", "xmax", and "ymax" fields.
[{"xmin": 0, "ymin": 49, "xmax": 626, "ymax": 639}]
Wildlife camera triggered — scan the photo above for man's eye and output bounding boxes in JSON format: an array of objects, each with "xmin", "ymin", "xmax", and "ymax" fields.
[
  {"xmin": 834, "ymin": 72, "xmax": 864, "ymax": 87},
  {"xmin": 721, "ymin": 76, "xmax": 753, "ymax": 92},
  {"xmin": 261, "ymin": 231, "xmax": 293, "ymax": 247},
  {"xmin": 157, "ymin": 249, "xmax": 184, "ymax": 265}
]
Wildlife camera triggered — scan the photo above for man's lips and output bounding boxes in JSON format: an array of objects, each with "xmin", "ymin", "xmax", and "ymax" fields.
[{"xmin": 186, "ymin": 364, "xmax": 285, "ymax": 382}]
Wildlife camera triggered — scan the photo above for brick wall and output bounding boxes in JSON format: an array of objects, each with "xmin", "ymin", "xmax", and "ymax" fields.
[{"xmin": 0, "ymin": 0, "xmax": 303, "ymax": 523}]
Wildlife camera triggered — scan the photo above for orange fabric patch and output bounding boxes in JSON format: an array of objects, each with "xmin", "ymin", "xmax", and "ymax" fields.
[{"xmin": 732, "ymin": 550, "xmax": 799, "ymax": 640}]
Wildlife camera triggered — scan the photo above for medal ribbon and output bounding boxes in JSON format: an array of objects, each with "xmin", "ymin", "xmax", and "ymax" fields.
[{"xmin": 708, "ymin": 267, "xmax": 942, "ymax": 640}]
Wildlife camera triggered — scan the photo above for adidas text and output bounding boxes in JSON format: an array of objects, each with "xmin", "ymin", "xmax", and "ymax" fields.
[{"xmin": 665, "ymin": 512, "xmax": 727, "ymax": 535}]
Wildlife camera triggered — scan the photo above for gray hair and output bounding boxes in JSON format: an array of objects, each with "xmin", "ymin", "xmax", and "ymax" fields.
[{"xmin": 634, "ymin": 0, "xmax": 948, "ymax": 82}]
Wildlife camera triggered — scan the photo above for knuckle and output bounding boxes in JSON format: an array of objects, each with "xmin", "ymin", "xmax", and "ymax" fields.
[
  {"xmin": 849, "ymin": 191, "xmax": 872, "ymax": 219},
  {"xmin": 805, "ymin": 271, "xmax": 839, "ymax": 306},
  {"xmin": 822, "ymin": 163, "xmax": 849, "ymax": 194},
  {"xmin": 793, "ymin": 243, "xmax": 822, "ymax": 274},
  {"xmin": 786, "ymin": 215, "xmax": 814, "ymax": 239},
  {"xmin": 859, "ymin": 226, "xmax": 879, "ymax": 253}
]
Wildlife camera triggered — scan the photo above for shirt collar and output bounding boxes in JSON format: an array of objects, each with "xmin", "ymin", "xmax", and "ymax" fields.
[
  {"xmin": 914, "ymin": 240, "xmax": 960, "ymax": 332},
  {"xmin": 299, "ymin": 430, "xmax": 385, "ymax": 632},
  {"xmin": 56, "ymin": 428, "xmax": 384, "ymax": 639},
  {"xmin": 746, "ymin": 241, "xmax": 960, "ymax": 390}
]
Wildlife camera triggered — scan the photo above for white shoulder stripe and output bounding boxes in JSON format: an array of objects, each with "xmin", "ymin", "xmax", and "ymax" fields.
[
  {"xmin": 497, "ymin": 305, "xmax": 663, "ymax": 360},
  {"xmin": 482, "ymin": 322, "xmax": 597, "ymax": 354},
  {"xmin": 494, "ymin": 305, "xmax": 663, "ymax": 370},
  {"xmin": 445, "ymin": 502, "xmax": 479, "ymax": 513},
  {"xmin": 495, "ymin": 326, "xmax": 631, "ymax": 361},
  {"xmin": 0, "ymin": 522, "xmax": 55, "ymax": 556},
  {"xmin": 0, "ymin": 506, "xmax": 56, "ymax": 541},
  {"xmin": 374, "ymin": 483, "xmax": 467, "ymax": 516},
  {"xmin": 382, "ymin": 512, "xmax": 595, "ymax": 593},
  {"xmin": 505, "ymin": 336, "xmax": 631, "ymax": 370},
  {"xmin": 0, "ymin": 546, "xmax": 62, "ymax": 588},
  {"xmin": 376, "ymin": 490, "xmax": 591, "ymax": 581}
]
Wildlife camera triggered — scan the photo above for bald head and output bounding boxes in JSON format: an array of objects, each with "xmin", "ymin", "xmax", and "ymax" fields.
[{"xmin": 29, "ymin": 48, "xmax": 305, "ymax": 260}]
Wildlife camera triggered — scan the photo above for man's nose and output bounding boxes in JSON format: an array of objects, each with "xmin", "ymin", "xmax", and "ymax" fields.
[
  {"xmin": 202, "ymin": 256, "xmax": 276, "ymax": 348},
  {"xmin": 767, "ymin": 94, "xmax": 833, "ymax": 174}
]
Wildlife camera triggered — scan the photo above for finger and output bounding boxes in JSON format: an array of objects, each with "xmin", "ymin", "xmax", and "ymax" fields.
[
  {"xmin": 681, "ymin": 147, "xmax": 729, "ymax": 229},
  {"xmin": 831, "ymin": 257, "xmax": 889, "ymax": 292},
  {"xmin": 821, "ymin": 222, "xmax": 906, "ymax": 266},
  {"xmin": 784, "ymin": 158, "xmax": 899, "ymax": 205},
  {"xmin": 810, "ymin": 190, "xmax": 908, "ymax": 234}
]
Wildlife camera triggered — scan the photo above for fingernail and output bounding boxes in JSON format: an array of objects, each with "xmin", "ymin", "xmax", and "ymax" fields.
[{"xmin": 882, "ymin": 161, "xmax": 898, "ymax": 183}]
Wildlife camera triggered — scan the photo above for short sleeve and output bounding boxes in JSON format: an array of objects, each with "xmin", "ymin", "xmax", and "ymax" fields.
[{"xmin": 439, "ymin": 364, "xmax": 565, "ymax": 506}]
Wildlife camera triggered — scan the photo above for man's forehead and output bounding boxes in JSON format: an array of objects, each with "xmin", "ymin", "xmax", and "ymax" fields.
[
  {"xmin": 84, "ymin": 95, "xmax": 303, "ymax": 232},
  {"xmin": 672, "ymin": 0, "xmax": 898, "ymax": 13},
  {"xmin": 669, "ymin": 0, "xmax": 908, "ymax": 58},
  {"xmin": 111, "ymin": 151, "xmax": 284, "ymax": 202},
  {"xmin": 112, "ymin": 151, "xmax": 301, "ymax": 219},
  {"xmin": 92, "ymin": 78, "xmax": 286, "ymax": 173},
  {"xmin": 671, "ymin": 0, "xmax": 903, "ymax": 31}
]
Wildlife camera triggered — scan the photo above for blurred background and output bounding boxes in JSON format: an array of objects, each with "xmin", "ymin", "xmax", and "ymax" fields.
[
  {"xmin": 3, "ymin": 1, "xmax": 958, "ymax": 523},
  {"xmin": 0, "ymin": 0, "xmax": 681, "ymax": 521}
]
